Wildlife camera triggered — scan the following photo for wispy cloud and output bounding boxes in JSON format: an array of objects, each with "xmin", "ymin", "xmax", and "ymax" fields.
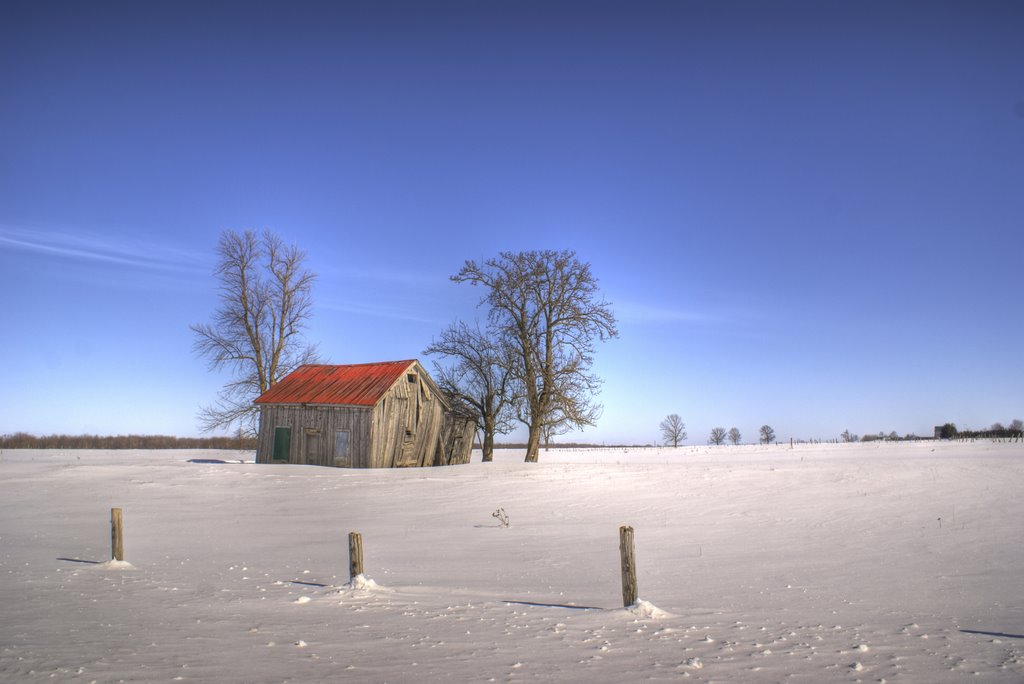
[
  {"xmin": 320, "ymin": 266, "xmax": 448, "ymax": 288},
  {"xmin": 318, "ymin": 300, "xmax": 443, "ymax": 326},
  {"xmin": 613, "ymin": 299, "xmax": 718, "ymax": 326},
  {"xmin": 0, "ymin": 225, "xmax": 207, "ymax": 274}
]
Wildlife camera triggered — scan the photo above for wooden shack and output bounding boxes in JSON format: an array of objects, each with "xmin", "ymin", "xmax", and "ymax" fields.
[{"xmin": 253, "ymin": 360, "xmax": 476, "ymax": 468}]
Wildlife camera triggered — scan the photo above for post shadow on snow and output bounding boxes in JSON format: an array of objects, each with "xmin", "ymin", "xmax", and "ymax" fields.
[
  {"xmin": 57, "ymin": 557, "xmax": 101, "ymax": 565},
  {"xmin": 502, "ymin": 600, "xmax": 603, "ymax": 611},
  {"xmin": 186, "ymin": 458, "xmax": 248, "ymax": 464},
  {"xmin": 288, "ymin": 580, "xmax": 328, "ymax": 588},
  {"xmin": 960, "ymin": 629, "xmax": 1024, "ymax": 639}
]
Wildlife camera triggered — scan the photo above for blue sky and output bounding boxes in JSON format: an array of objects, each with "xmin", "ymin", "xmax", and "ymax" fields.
[{"xmin": 2, "ymin": 0, "xmax": 1021, "ymax": 444}]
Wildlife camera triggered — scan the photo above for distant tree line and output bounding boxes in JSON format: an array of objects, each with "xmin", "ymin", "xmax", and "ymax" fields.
[
  {"xmin": 840, "ymin": 420, "xmax": 1024, "ymax": 443},
  {"xmin": 857, "ymin": 432, "xmax": 920, "ymax": 443},
  {"xmin": 937, "ymin": 420, "xmax": 1023, "ymax": 443},
  {"xmin": 0, "ymin": 433, "xmax": 256, "ymax": 450},
  {"xmin": 841, "ymin": 430, "xmax": 934, "ymax": 443},
  {"xmin": 492, "ymin": 441, "xmax": 647, "ymax": 449}
]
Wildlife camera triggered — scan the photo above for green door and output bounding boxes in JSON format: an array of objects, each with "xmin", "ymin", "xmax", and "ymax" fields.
[{"xmin": 273, "ymin": 427, "xmax": 291, "ymax": 462}]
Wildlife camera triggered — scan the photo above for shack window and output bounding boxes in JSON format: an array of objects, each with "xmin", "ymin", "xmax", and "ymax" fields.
[
  {"xmin": 334, "ymin": 430, "xmax": 350, "ymax": 466},
  {"xmin": 407, "ymin": 373, "xmax": 417, "ymax": 383}
]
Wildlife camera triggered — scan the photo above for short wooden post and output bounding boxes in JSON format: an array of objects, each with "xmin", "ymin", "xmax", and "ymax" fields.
[
  {"xmin": 348, "ymin": 531, "xmax": 363, "ymax": 580},
  {"xmin": 110, "ymin": 508, "xmax": 124, "ymax": 561},
  {"xmin": 619, "ymin": 525, "xmax": 637, "ymax": 607}
]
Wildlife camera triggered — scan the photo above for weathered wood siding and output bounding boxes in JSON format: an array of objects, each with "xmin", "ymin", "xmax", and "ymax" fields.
[
  {"xmin": 434, "ymin": 412, "xmax": 476, "ymax": 465},
  {"xmin": 255, "ymin": 405, "xmax": 373, "ymax": 467},
  {"xmin": 368, "ymin": 362, "xmax": 447, "ymax": 468}
]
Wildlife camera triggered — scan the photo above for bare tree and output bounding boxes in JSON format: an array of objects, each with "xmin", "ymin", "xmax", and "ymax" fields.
[
  {"xmin": 191, "ymin": 229, "xmax": 318, "ymax": 435},
  {"xmin": 454, "ymin": 250, "xmax": 618, "ymax": 463},
  {"xmin": 1011, "ymin": 418, "xmax": 1023, "ymax": 432},
  {"xmin": 727, "ymin": 427, "xmax": 741, "ymax": 445},
  {"xmin": 541, "ymin": 421, "xmax": 557, "ymax": 449},
  {"xmin": 424, "ymin": 321, "xmax": 515, "ymax": 462},
  {"xmin": 759, "ymin": 424, "xmax": 776, "ymax": 444},
  {"xmin": 840, "ymin": 429, "xmax": 858, "ymax": 443},
  {"xmin": 659, "ymin": 414, "xmax": 687, "ymax": 447},
  {"xmin": 709, "ymin": 427, "xmax": 727, "ymax": 445}
]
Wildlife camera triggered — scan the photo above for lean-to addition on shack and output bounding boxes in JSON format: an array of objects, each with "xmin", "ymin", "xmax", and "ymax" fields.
[{"xmin": 253, "ymin": 360, "xmax": 475, "ymax": 468}]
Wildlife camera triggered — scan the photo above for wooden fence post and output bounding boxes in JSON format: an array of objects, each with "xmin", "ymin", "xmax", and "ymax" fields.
[
  {"xmin": 619, "ymin": 525, "xmax": 637, "ymax": 607},
  {"xmin": 348, "ymin": 531, "xmax": 363, "ymax": 580},
  {"xmin": 110, "ymin": 508, "xmax": 124, "ymax": 561}
]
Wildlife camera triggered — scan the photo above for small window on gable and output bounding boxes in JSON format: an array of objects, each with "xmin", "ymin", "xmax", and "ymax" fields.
[{"xmin": 407, "ymin": 373, "xmax": 417, "ymax": 383}]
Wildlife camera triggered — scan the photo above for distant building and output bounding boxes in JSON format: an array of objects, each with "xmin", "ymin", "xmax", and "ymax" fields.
[{"xmin": 253, "ymin": 360, "xmax": 475, "ymax": 468}]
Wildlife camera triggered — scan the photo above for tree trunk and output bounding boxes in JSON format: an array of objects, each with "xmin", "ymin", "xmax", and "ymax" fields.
[
  {"xmin": 482, "ymin": 419, "xmax": 495, "ymax": 462},
  {"xmin": 524, "ymin": 422, "xmax": 542, "ymax": 463}
]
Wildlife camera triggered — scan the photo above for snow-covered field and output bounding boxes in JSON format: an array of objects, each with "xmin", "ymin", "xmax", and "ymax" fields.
[{"xmin": 1, "ymin": 441, "xmax": 1022, "ymax": 682}]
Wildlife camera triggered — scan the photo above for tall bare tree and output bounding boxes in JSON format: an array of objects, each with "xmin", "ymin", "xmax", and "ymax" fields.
[
  {"xmin": 191, "ymin": 229, "xmax": 318, "ymax": 435},
  {"xmin": 727, "ymin": 427, "xmax": 741, "ymax": 445},
  {"xmin": 759, "ymin": 424, "xmax": 776, "ymax": 444},
  {"xmin": 424, "ymin": 321, "xmax": 515, "ymax": 462},
  {"xmin": 454, "ymin": 250, "xmax": 618, "ymax": 463},
  {"xmin": 709, "ymin": 427, "xmax": 727, "ymax": 445},
  {"xmin": 659, "ymin": 414, "xmax": 687, "ymax": 447}
]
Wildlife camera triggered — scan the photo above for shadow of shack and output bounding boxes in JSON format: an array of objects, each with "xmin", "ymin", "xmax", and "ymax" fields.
[{"xmin": 253, "ymin": 360, "xmax": 475, "ymax": 468}]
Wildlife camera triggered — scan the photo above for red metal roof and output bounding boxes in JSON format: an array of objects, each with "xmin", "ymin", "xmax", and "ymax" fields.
[{"xmin": 253, "ymin": 360, "xmax": 417, "ymax": 406}]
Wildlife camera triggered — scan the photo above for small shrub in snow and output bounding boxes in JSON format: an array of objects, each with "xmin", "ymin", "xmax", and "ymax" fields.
[{"xmin": 492, "ymin": 507, "xmax": 510, "ymax": 527}]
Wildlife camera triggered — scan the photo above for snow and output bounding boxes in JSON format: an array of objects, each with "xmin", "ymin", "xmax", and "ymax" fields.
[
  {"xmin": 94, "ymin": 559, "xmax": 135, "ymax": 570},
  {"xmin": 1, "ymin": 441, "xmax": 1022, "ymax": 682},
  {"xmin": 625, "ymin": 599, "xmax": 673, "ymax": 620}
]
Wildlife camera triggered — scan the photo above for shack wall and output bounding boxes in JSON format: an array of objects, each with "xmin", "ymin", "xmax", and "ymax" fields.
[
  {"xmin": 368, "ymin": 364, "xmax": 447, "ymax": 468},
  {"xmin": 255, "ymin": 404, "xmax": 373, "ymax": 467},
  {"xmin": 434, "ymin": 412, "xmax": 476, "ymax": 466}
]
